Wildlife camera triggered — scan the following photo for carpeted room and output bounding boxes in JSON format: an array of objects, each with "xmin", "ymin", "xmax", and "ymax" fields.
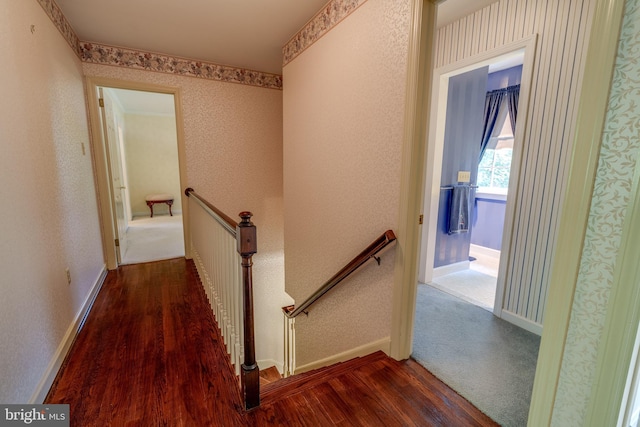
[{"xmin": 412, "ymin": 282, "xmax": 540, "ymax": 427}]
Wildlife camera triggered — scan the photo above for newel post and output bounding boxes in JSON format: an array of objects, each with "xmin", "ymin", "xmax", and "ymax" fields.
[{"xmin": 237, "ymin": 211, "xmax": 259, "ymax": 410}]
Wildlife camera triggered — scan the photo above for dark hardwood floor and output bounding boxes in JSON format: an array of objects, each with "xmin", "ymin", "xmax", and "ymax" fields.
[{"xmin": 46, "ymin": 258, "xmax": 497, "ymax": 426}]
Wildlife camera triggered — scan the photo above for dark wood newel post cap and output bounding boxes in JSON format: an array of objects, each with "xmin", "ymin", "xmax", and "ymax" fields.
[
  {"xmin": 239, "ymin": 211, "xmax": 253, "ymax": 224},
  {"xmin": 237, "ymin": 211, "xmax": 257, "ymax": 256}
]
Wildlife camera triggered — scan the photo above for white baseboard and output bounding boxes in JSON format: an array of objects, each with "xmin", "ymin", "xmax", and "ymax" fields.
[
  {"xmin": 258, "ymin": 359, "xmax": 284, "ymax": 375},
  {"xmin": 29, "ymin": 265, "xmax": 108, "ymax": 403},
  {"xmin": 433, "ymin": 260, "xmax": 470, "ymax": 278},
  {"xmin": 470, "ymin": 244, "xmax": 501, "ymax": 260},
  {"xmin": 132, "ymin": 210, "xmax": 182, "ymax": 219},
  {"xmin": 294, "ymin": 337, "xmax": 390, "ymax": 375},
  {"xmin": 500, "ymin": 309, "xmax": 543, "ymax": 336}
]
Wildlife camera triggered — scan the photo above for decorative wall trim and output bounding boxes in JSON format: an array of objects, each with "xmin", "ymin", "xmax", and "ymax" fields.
[
  {"xmin": 282, "ymin": 0, "xmax": 368, "ymax": 67},
  {"xmin": 36, "ymin": 0, "xmax": 82, "ymax": 56},
  {"xmin": 37, "ymin": 0, "xmax": 283, "ymax": 89},
  {"xmin": 80, "ymin": 42, "xmax": 283, "ymax": 89}
]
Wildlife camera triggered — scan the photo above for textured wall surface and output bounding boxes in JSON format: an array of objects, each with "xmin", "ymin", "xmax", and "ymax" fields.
[
  {"xmin": 124, "ymin": 114, "xmax": 182, "ymax": 216},
  {"xmin": 82, "ymin": 63, "xmax": 288, "ymax": 368},
  {"xmin": 282, "ymin": 0, "xmax": 410, "ymax": 366},
  {"xmin": 552, "ymin": 0, "xmax": 640, "ymax": 424},
  {"xmin": 0, "ymin": 1, "xmax": 104, "ymax": 402}
]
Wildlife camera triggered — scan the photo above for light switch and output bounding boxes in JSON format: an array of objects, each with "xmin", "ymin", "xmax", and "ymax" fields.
[{"xmin": 458, "ymin": 170, "xmax": 471, "ymax": 183}]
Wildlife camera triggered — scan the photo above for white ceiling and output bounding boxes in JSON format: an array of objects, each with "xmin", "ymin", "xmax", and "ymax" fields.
[
  {"xmin": 436, "ymin": 0, "xmax": 497, "ymax": 28},
  {"xmin": 65, "ymin": 0, "xmax": 499, "ymax": 114},
  {"xmin": 55, "ymin": 0, "xmax": 329, "ymax": 75},
  {"xmin": 55, "ymin": 0, "xmax": 497, "ymax": 76}
]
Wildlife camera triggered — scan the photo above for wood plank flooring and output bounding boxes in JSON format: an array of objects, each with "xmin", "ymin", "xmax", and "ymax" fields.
[{"xmin": 46, "ymin": 258, "xmax": 497, "ymax": 426}]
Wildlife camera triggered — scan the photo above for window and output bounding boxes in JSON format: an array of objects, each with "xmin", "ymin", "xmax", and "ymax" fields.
[{"xmin": 478, "ymin": 111, "xmax": 513, "ymax": 193}]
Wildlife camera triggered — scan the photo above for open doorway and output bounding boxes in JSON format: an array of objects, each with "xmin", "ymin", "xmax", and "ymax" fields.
[
  {"xmin": 428, "ymin": 58, "xmax": 523, "ymax": 312},
  {"xmin": 87, "ymin": 78, "xmax": 189, "ymax": 270},
  {"xmin": 411, "ymin": 37, "xmax": 539, "ymax": 427},
  {"xmin": 101, "ymin": 88, "xmax": 185, "ymax": 265},
  {"xmin": 418, "ymin": 35, "xmax": 537, "ymax": 321}
]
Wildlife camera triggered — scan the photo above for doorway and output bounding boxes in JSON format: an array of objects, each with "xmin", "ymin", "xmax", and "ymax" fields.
[
  {"xmin": 427, "ymin": 57, "xmax": 523, "ymax": 312},
  {"xmin": 418, "ymin": 35, "xmax": 536, "ymax": 321},
  {"xmin": 104, "ymin": 88, "xmax": 184, "ymax": 265},
  {"xmin": 411, "ymin": 37, "xmax": 539, "ymax": 426},
  {"xmin": 87, "ymin": 78, "xmax": 189, "ymax": 270}
]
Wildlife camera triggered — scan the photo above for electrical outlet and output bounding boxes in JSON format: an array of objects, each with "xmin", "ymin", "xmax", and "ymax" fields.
[{"xmin": 65, "ymin": 268, "xmax": 71, "ymax": 285}]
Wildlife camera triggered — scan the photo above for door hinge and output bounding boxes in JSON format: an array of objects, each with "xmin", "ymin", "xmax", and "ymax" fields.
[
  {"xmin": 99, "ymin": 98, "xmax": 104, "ymax": 108},
  {"xmin": 115, "ymin": 238, "xmax": 120, "ymax": 247},
  {"xmin": 419, "ymin": 214, "xmax": 424, "ymax": 225}
]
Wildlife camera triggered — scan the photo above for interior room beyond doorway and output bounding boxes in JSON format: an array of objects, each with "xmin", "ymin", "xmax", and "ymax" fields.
[
  {"xmin": 103, "ymin": 87, "xmax": 185, "ymax": 265},
  {"xmin": 428, "ymin": 54, "xmax": 522, "ymax": 312},
  {"xmin": 412, "ymin": 43, "xmax": 537, "ymax": 427}
]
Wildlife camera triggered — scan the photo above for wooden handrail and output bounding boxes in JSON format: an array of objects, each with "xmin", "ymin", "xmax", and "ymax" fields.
[
  {"xmin": 185, "ymin": 188, "xmax": 260, "ymax": 410},
  {"xmin": 283, "ymin": 230, "xmax": 397, "ymax": 319},
  {"xmin": 185, "ymin": 187, "xmax": 237, "ymax": 235}
]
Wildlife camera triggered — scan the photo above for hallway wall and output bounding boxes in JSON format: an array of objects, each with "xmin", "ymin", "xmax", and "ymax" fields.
[
  {"xmin": 0, "ymin": 1, "xmax": 105, "ymax": 403},
  {"xmin": 282, "ymin": 0, "xmax": 410, "ymax": 367},
  {"xmin": 123, "ymin": 113, "xmax": 182, "ymax": 217}
]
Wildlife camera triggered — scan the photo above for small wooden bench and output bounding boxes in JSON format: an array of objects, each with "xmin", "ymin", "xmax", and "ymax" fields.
[{"xmin": 145, "ymin": 194, "xmax": 174, "ymax": 218}]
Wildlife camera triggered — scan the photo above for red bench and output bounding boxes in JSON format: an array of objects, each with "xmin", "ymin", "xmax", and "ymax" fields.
[{"xmin": 145, "ymin": 194, "xmax": 174, "ymax": 218}]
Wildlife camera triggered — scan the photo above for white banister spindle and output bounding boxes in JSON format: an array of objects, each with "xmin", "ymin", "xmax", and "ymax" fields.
[
  {"xmin": 235, "ymin": 252, "xmax": 244, "ymax": 374},
  {"xmin": 187, "ymin": 193, "xmax": 246, "ymax": 380},
  {"xmin": 283, "ymin": 313, "xmax": 295, "ymax": 377}
]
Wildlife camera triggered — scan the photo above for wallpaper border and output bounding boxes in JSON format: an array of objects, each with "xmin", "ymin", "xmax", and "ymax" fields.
[
  {"xmin": 282, "ymin": 0, "xmax": 368, "ymax": 67},
  {"xmin": 80, "ymin": 42, "xmax": 283, "ymax": 90},
  {"xmin": 36, "ymin": 0, "xmax": 82, "ymax": 57},
  {"xmin": 36, "ymin": 0, "xmax": 283, "ymax": 90}
]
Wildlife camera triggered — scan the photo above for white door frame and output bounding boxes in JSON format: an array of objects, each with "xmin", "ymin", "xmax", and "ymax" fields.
[
  {"xmin": 85, "ymin": 77, "xmax": 190, "ymax": 269},
  {"xmin": 418, "ymin": 35, "xmax": 537, "ymax": 319},
  {"xmin": 97, "ymin": 87, "xmax": 130, "ymax": 264}
]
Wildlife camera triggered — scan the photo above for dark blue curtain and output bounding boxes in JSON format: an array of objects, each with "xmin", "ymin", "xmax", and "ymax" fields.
[
  {"xmin": 479, "ymin": 84, "xmax": 520, "ymax": 161},
  {"xmin": 507, "ymin": 84, "xmax": 520, "ymax": 134},
  {"xmin": 480, "ymin": 89, "xmax": 506, "ymax": 161}
]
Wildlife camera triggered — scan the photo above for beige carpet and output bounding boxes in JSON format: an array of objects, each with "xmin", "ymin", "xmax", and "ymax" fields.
[{"xmin": 121, "ymin": 214, "xmax": 185, "ymax": 265}]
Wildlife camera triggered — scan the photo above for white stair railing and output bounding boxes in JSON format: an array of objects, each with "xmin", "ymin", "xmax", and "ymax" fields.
[{"xmin": 185, "ymin": 188, "xmax": 260, "ymax": 409}]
